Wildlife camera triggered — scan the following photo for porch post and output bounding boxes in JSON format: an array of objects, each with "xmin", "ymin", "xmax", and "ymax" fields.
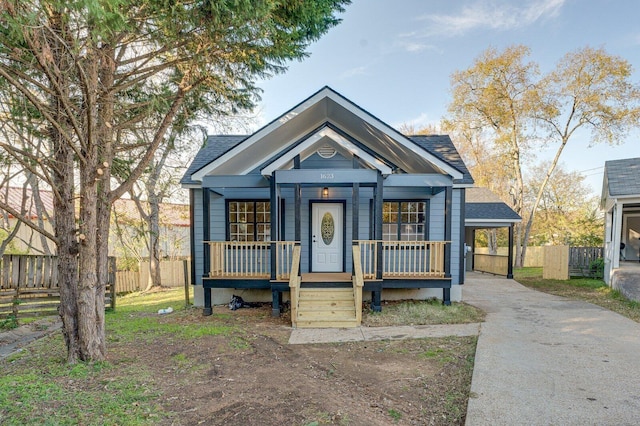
[
  {"xmin": 270, "ymin": 172, "xmax": 281, "ymax": 317},
  {"xmin": 352, "ymin": 183, "xmax": 359, "ymax": 241},
  {"xmin": 294, "ymin": 155, "xmax": 301, "ymax": 241},
  {"xmin": 472, "ymin": 229, "xmax": 476, "ymax": 270},
  {"xmin": 443, "ymin": 186, "xmax": 452, "ymax": 306},
  {"xmin": 507, "ymin": 224, "xmax": 514, "ymax": 279},
  {"xmin": 295, "ymin": 185, "xmax": 301, "ymax": 242},
  {"xmin": 202, "ymin": 188, "xmax": 212, "ymax": 316},
  {"xmin": 372, "ymin": 172, "xmax": 383, "ymax": 312},
  {"xmin": 459, "ymin": 188, "xmax": 466, "ymax": 284}
]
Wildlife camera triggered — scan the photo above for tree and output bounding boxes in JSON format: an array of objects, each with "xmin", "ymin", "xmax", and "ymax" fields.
[
  {"xmin": 0, "ymin": 0, "xmax": 350, "ymax": 363},
  {"xmin": 447, "ymin": 45, "xmax": 640, "ymax": 265},
  {"xmin": 447, "ymin": 45, "xmax": 540, "ymax": 265},
  {"xmin": 521, "ymin": 47, "xmax": 640, "ymax": 258},
  {"xmin": 525, "ymin": 162, "xmax": 603, "ymax": 246}
]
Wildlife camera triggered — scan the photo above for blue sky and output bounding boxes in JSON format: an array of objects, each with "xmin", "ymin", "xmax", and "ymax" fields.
[{"xmin": 251, "ymin": 0, "xmax": 639, "ymax": 196}]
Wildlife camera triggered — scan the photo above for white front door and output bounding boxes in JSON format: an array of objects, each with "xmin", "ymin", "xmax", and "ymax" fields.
[{"xmin": 311, "ymin": 203, "xmax": 343, "ymax": 272}]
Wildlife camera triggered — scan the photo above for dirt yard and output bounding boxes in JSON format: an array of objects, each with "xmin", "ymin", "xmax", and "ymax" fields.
[
  {"xmin": 2, "ymin": 301, "xmax": 477, "ymax": 425},
  {"xmin": 117, "ymin": 304, "xmax": 475, "ymax": 425}
]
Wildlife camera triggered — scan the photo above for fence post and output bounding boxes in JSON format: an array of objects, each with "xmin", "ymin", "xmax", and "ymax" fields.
[
  {"xmin": 183, "ymin": 259, "xmax": 190, "ymax": 307},
  {"xmin": 109, "ymin": 257, "xmax": 116, "ymax": 310}
]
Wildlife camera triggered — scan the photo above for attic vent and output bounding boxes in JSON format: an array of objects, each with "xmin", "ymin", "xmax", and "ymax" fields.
[{"xmin": 317, "ymin": 145, "xmax": 337, "ymax": 159}]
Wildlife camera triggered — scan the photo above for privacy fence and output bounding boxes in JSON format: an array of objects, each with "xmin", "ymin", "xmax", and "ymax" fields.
[
  {"xmin": 0, "ymin": 255, "xmax": 115, "ymax": 321},
  {"xmin": 0, "ymin": 255, "xmax": 191, "ymax": 321}
]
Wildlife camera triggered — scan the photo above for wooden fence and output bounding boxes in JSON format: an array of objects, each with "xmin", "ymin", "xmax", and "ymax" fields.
[
  {"xmin": 0, "ymin": 255, "xmax": 115, "ymax": 320},
  {"xmin": 541, "ymin": 246, "xmax": 604, "ymax": 280},
  {"xmin": 568, "ymin": 246, "xmax": 604, "ymax": 278},
  {"xmin": 474, "ymin": 246, "xmax": 544, "ymax": 267},
  {"xmin": 473, "ymin": 253, "xmax": 509, "ymax": 276}
]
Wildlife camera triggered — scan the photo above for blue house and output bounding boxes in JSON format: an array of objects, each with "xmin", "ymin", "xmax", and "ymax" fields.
[{"xmin": 181, "ymin": 87, "xmax": 475, "ymax": 328}]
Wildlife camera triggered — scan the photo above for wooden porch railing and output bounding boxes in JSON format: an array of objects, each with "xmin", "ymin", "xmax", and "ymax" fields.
[
  {"xmin": 351, "ymin": 244, "xmax": 364, "ymax": 324},
  {"xmin": 207, "ymin": 241, "xmax": 297, "ymax": 281},
  {"xmin": 289, "ymin": 245, "xmax": 301, "ymax": 328},
  {"xmin": 355, "ymin": 240, "xmax": 447, "ymax": 279}
]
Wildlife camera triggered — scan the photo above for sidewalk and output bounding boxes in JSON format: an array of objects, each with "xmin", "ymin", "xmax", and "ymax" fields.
[
  {"xmin": 289, "ymin": 322, "xmax": 480, "ymax": 344},
  {"xmin": 0, "ymin": 317, "xmax": 62, "ymax": 359},
  {"xmin": 463, "ymin": 272, "xmax": 640, "ymax": 426}
]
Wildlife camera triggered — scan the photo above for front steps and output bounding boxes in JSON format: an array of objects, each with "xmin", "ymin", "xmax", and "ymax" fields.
[{"xmin": 295, "ymin": 287, "xmax": 359, "ymax": 328}]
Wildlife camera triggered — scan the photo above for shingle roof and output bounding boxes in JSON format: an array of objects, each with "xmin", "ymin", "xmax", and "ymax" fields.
[
  {"xmin": 408, "ymin": 135, "xmax": 474, "ymax": 185},
  {"xmin": 180, "ymin": 135, "xmax": 248, "ymax": 185},
  {"xmin": 604, "ymin": 157, "xmax": 640, "ymax": 197},
  {"xmin": 465, "ymin": 187, "xmax": 521, "ymax": 222},
  {"xmin": 182, "ymin": 133, "xmax": 474, "ymax": 185}
]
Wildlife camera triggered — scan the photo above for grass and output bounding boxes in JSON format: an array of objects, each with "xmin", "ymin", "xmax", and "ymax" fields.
[
  {"xmin": 362, "ymin": 298, "xmax": 485, "ymax": 327},
  {"xmin": 514, "ymin": 267, "xmax": 640, "ymax": 322},
  {"xmin": 1, "ymin": 287, "xmax": 482, "ymax": 425},
  {"xmin": 0, "ymin": 288, "xmax": 209, "ymax": 425}
]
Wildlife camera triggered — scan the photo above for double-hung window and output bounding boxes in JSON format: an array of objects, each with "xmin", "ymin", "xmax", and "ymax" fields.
[
  {"xmin": 382, "ymin": 201, "xmax": 426, "ymax": 241},
  {"xmin": 227, "ymin": 201, "xmax": 271, "ymax": 241}
]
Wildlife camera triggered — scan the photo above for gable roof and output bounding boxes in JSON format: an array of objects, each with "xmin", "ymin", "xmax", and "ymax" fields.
[
  {"xmin": 465, "ymin": 187, "xmax": 521, "ymax": 226},
  {"xmin": 409, "ymin": 135, "xmax": 473, "ymax": 185},
  {"xmin": 603, "ymin": 157, "xmax": 640, "ymax": 198},
  {"xmin": 183, "ymin": 87, "xmax": 471, "ymax": 185}
]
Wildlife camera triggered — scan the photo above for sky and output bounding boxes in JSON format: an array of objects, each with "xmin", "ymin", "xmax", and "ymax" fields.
[{"xmin": 249, "ymin": 0, "xmax": 640, "ymax": 196}]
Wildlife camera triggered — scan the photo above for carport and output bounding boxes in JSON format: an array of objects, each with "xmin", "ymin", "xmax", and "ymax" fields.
[{"xmin": 464, "ymin": 188, "xmax": 521, "ymax": 279}]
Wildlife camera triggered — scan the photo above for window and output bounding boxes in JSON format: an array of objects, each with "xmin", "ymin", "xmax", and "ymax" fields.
[
  {"xmin": 382, "ymin": 201, "xmax": 426, "ymax": 241},
  {"xmin": 227, "ymin": 201, "xmax": 271, "ymax": 241}
]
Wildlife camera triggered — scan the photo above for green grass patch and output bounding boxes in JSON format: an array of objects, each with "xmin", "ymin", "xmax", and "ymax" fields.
[
  {"xmin": 362, "ymin": 298, "xmax": 485, "ymax": 327},
  {"xmin": 0, "ymin": 336, "xmax": 162, "ymax": 426},
  {"xmin": 514, "ymin": 267, "xmax": 640, "ymax": 322}
]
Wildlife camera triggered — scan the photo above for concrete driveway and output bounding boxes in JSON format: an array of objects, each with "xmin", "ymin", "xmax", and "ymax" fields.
[{"xmin": 463, "ymin": 272, "xmax": 640, "ymax": 426}]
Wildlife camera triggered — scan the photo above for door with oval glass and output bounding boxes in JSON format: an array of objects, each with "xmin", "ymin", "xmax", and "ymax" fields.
[{"xmin": 311, "ymin": 203, "xmax": 343, "ymax": 272}]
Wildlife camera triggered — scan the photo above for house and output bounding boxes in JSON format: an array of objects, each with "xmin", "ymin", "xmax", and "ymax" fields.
[
  {"xmin": 601, "ymin": 157, "xmax": 640, "ymax": 284},
  {"xmin": 181, "ymin": 87, "xmax": 475, "ymax": 328},
  {"xmin": 464, "ymin": 187, "xmax": 521, "ymax": 277},
  {"xmin": 0, "ymin": 186, "xmax": 190, "ymax": 259}
]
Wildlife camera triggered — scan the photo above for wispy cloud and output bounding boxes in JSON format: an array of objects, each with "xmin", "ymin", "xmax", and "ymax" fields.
[
  {"xmin": 397, "ymin": 41, "xmax": 442, "ymax": 54},
  {"xmin": 339, "ymin": 66, "xmax": 367, "ymax": 80},
  {"xmin": 411, "ymin": 0, "xmax": 566, "ymax": 38}
]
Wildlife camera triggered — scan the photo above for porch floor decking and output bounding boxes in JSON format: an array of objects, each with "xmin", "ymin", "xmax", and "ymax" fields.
[{"xmin": 301, "ymin": 272, "xmax": 352, "ymax": 282}]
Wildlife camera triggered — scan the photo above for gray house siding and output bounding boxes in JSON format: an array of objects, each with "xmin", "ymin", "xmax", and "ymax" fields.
[{"xmin": 193, "ymin": 188, "xmax": 204, "ymax": 286}]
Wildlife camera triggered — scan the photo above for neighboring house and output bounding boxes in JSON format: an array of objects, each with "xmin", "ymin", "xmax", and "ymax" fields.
[
  {"xmin": 601, "ymin": 157, "xmax": 640, "ymax": 284},
  {"xmin": 464, "ymin": 187, "xmax": 521, "ymax": 277},
  {"xmin": 0, "ymin": 187, "xmax": 190, "ymax": 258},
  {"xmin": 181, "ymin": 87, "xmax": 476, "ymax": 327}
]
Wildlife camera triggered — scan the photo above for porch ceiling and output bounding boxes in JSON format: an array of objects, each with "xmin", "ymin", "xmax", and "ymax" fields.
[{"xmin": 190, "ymin": 87, "xmax": 463, "ymax": 182}]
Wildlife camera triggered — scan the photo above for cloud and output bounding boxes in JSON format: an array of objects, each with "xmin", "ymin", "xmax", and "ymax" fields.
[
  {"xmin": 412, "ymin": 0, "xmax": 566, "ymax": 37},
  {"xmin": 339, "ymin": 66, "xmax": 367, "ymax": 80},
  {"xmin": 397, "ymin": 41, "xmax": 442, "ymax": 54}
]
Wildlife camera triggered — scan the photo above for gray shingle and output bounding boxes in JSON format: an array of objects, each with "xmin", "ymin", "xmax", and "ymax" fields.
[
  {"xmin": 408, "ymin": 135, "xmax": 474, "ymax": 185},
  {"xmin": 605, "ymin": 157, "xmax": 640, "ymax": 197},
  {"xmin": 180, "ymin": 135, "xmax": 248, "ymax": 185},
  {"xmin": 465, "ymin": 187, "xmax": 521, "ymax": 221}
]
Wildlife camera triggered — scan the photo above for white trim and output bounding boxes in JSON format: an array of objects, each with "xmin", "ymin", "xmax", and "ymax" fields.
[
  {"xmin": 466, "ymin": 218, "xmax": 522, "ymax": 225},
  {"xmin": 191, "ymin": 89, "xmax": 332, "ymax": 182},
  {"xmin": 191, "ymin": 87, "xmax": 464, "ymax": 182},
  {"xmin": 260, "ymin": 126, "xmax": 393, "ymax": 176},
  {"xmin": 325, "ymin": 91, "xmax": 464, "ymax": 180}
]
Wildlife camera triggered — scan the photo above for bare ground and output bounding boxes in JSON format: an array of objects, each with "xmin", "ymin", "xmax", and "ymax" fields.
[
  {"xmin": 2, "ymin": 303, "xmax": 477, "ymax": 425},
  {"xmin": 125, "ymin": 305, "xmax": 474, "ymax": 425}
]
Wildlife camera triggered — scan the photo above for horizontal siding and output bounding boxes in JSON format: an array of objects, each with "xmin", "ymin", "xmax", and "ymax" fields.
[
  {"xmin": 301, "ymin": 152, "xmax": 352, "ymax": 169},
  {"xmin": 193, "ymin": 189, "xmax": 203, "ymax": 285}
]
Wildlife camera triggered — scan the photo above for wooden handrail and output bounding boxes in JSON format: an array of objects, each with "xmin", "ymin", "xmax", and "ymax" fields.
[
  {"xmin": 352, "ymin": 245, "xmax": 364, "ymax": 324},
  {"xmin": 206, "ymin": 241, "xmax": 297, "ymax": 280},
  {"xmin": 289, "ymin": 245, "xmax": 301, "ymax": 328},
  {"xmin": 354, "ymin": 240, "xmax": 449, "ymax": 279}
]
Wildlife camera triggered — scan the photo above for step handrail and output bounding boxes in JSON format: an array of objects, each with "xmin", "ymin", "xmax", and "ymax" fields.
[
  {"xmin": 352, "ymin": 244, "xmax": 364, "ymax": 325},
  {"xmin": 289, "ymin": 244, "xmax": 301, "ymax": 328}
]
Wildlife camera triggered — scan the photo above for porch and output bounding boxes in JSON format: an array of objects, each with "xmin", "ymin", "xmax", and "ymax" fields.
[{"xmin": 203, "ymin": 240, "xmax": 451, "ymax": 327}]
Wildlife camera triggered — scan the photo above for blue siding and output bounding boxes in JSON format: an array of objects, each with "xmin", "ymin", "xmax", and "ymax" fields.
[
  {"xmin": 301, "ymin": 152, "xmax": 352, "ymax": 169},
  {"xmin": 193, "ymin": 189, "xmax": 204, "ymax": 285}
]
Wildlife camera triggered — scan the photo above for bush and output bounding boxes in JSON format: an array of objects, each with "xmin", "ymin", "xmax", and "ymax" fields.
[{"xmin": 589, "ymin": 257, "xmax": 604, "ymax": 279}]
